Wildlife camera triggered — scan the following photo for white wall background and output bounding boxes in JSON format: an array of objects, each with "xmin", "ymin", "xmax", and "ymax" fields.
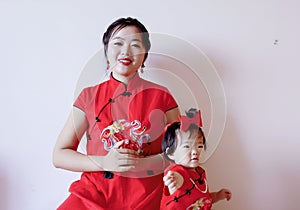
[{"xmin": 1, "ymin": 0, "xmax": 299, "ymax": 209}]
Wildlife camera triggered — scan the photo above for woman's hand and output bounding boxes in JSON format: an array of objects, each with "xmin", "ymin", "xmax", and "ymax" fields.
[
  {"xmin": 163, "ymin": 170, "xmax": 184, "ymax": 195},
  {"xmin": 92, "ymin": 141, "xmax": 138, "ymax": 172}
]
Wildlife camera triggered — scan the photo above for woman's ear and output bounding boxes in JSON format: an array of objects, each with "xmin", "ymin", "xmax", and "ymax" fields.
[{"xmin": 165, "ymin": 147, "xmax": 175, "ymax": 161}]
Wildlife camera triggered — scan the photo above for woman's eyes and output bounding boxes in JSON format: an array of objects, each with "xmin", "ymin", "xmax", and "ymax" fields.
[
  {"xmin": 112, "ymin": 42, "xmax": 141, "ymax": 48},
  {"xmin": 132, "ymin": 44, "xmax": 141, "ymax": 48},
  {"xmin": 113, "ymin": 42, "xmax": 122, "ymax": 46},
  {"xmin": 183, "ymin": 145, "xmax": 190, "ymax": 148},
  {"xmin": 198, "ymin": 145, "xmax": 204, "ymax": 149}
]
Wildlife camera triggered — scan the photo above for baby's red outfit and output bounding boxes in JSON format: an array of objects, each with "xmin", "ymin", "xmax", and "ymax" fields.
[
  {"xmin": 57, "ymin": 73, "xmax": 178, "ymax": 210},
  {"xmin": 160, "ymin": 164, "xmax": 212, "ymax": 210}
]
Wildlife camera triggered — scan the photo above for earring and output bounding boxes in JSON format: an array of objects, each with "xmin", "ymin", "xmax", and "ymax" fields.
[
  {"xmin": 106, "ymin": 60, "xmax": 110, "ymax": 70},
  {"xmin": 140, "ymin": 64, "xmax": 145, "ymax": 73}
]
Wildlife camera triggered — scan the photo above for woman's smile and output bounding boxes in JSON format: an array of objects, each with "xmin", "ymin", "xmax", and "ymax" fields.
[{"xmin": 118, "ymin": 57, "xmax": 133, "ymax": 66}]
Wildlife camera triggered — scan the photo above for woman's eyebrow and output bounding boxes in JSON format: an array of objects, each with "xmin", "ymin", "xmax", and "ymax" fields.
[
  {"xmin": 131, "ymin": 38, "xmax": 143, "ymax": 42},
  {"xmin": 112, "ymin": 36, "xmax": 124, "ymax": 40},
  {"xmin": 112, "ymin": 36, "xmax": 142, "ymax": 42}
]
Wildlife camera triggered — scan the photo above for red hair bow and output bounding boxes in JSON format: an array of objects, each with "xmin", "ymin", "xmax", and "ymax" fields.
[{"xmin": 179, "ymin": 110, "xmax": 203, "ymax": 131}]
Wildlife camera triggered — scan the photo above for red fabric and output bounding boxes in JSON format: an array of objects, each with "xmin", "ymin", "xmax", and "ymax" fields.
[
  {"xmin": 58, "ymin": 172, "xmax": 164, "ymax": 210},
  {"xmin": 58, "ymin": 73, "xmax": 178, "ymax": 209},
  {"xmin": 180, "ymin": 110, "xmax": 203, "ymax": 131},
  {"xmin": 160, "ymin": 164, "xmax": 212, "ymax": 210}
]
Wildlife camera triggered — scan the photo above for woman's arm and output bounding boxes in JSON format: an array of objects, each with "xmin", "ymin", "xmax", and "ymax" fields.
[
  {"xmin": 166, "ymin": 107, "xmax": 180, "ymax": 124},
  {"xmin": 52, "ymin": 107, "xmax": 137, "ymax": 172},
  {"xmin": 53, "ymin": 107, "xmax": 97, "ymax": 172}
]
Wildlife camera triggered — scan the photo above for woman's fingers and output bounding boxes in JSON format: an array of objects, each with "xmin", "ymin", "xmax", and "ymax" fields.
[
  {"xmin": 101, "ymin": 142, "xmax": 138, "ymax": 172},
  {"xmin": 117, "ymin": 157, "xmax": 137, "ymax": 165},
  {"xmin": 117, "ymin": 148, "xmax": 136, "ymax": 155},
  {"xmin": 113, "ymin": 140, "xmax": 124, "ymax": 149},
  {"xmin": 112, "ymin": 140, "xmax": 137, "ymax": 156}
]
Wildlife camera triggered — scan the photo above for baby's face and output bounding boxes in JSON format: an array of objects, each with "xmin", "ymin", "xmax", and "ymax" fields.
[{"xmin": 171, "ymin": 130, "xmax": 204, "ymax": 168}]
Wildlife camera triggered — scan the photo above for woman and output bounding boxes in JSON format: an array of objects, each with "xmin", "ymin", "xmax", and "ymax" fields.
[{"xmin": 53, "ymin": 17, "xmax": 180, "ymax": 209}]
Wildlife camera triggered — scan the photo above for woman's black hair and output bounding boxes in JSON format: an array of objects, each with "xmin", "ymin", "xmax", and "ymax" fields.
[
  {"xmin": 102, "ymin": 17, "xmax": 151, "ymax": 65},
  {"xmin": 162, "ymin": 108, "xmax": 206, "ymax": 162}
]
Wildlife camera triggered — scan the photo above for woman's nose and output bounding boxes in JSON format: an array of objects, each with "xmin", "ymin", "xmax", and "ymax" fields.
[{"xmin": 121, "ymin": 44, "xmax": 131, "ymax": 55}]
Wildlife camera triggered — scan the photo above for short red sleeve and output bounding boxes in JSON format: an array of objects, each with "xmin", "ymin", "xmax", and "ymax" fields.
[
  {"xmin": 73, "ymin": 86, "xmax": 98, "ymax": 113},
  {"xmin": 163, "ymin": 89, "xmax": 178, "ymax": 112},
  {"xmin": 73, "ymin": 89, "xmax": 87, "ymax": 111}
]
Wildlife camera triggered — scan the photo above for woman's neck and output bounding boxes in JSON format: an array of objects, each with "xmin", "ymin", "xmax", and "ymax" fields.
[{"xmin": 112, "ymin": 72, "xmax": 137, "ymax": 85}]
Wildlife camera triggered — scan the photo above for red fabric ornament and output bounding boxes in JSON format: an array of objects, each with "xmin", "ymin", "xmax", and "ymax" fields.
[{"xmin": 179, "ymin": 110, "xmax": 202, "ymax": 131}]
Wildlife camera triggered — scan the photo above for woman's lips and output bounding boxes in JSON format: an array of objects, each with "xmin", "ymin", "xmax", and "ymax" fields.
[{"xmin": 118, "ymin": 58, "xmax": 132, "ymax": 65}]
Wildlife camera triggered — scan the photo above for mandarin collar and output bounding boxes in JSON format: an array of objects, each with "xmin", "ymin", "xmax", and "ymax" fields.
[{"xmin": 110, "ymin": 72, "xmax": 142, "ymax": 91}]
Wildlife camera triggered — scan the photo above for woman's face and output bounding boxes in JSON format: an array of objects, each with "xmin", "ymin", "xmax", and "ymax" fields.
[{"xmin": 106, "ymin": 26, "xmax": 146, "ymax": 82}]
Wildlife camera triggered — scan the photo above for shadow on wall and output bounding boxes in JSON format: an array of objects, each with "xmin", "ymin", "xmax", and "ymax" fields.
[
  {"xmin": 0, "ymin": 166, "xmax": 8, "ymax": 210},
  {"xmin": 279, "ymin": 165, "xmax": 300, "ymax": 209},
  {"xmin": 203, "ymin": 114, "xmax": 256, "ymax": 210}
]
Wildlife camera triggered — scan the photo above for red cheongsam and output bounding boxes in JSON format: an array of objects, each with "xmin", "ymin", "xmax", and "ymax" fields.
[
  {"xmin": 57, "ymin": 73, "xmax": 178, "ymax": 210},
  {"xmin": 160, "ymin": 164, "xmax": 213, "ymax": 210}
]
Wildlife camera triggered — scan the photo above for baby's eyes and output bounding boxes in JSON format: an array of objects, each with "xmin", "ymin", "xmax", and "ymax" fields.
[{"xmin": 181, "ymin": 144, "xmax": 203, "ymax": 149}]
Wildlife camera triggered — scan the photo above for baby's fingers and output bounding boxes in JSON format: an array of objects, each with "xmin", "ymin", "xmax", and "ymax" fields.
[
  {"xmin": 163, "ymin": 171, "xmax": 174, "ymax": 182},
  {"xmin": 163, "ymin": 178, "xmax": 176, "ymax": 187},
  {"xmin": 223, "ymin": 189, "xmax": 232, "ymax": 201},
  {"xmin": 226, "ymin": 191, "xmax": 232, "ymax": 201}
]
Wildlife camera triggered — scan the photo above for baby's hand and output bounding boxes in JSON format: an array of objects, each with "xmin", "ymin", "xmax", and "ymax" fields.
[
  {"xmin": 217, "ymin": 188, "xmax": 232, "ymax": 201},
  {"xmin": 163, "ymin": 170, "xmax": 184, "ymax": 195}
]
